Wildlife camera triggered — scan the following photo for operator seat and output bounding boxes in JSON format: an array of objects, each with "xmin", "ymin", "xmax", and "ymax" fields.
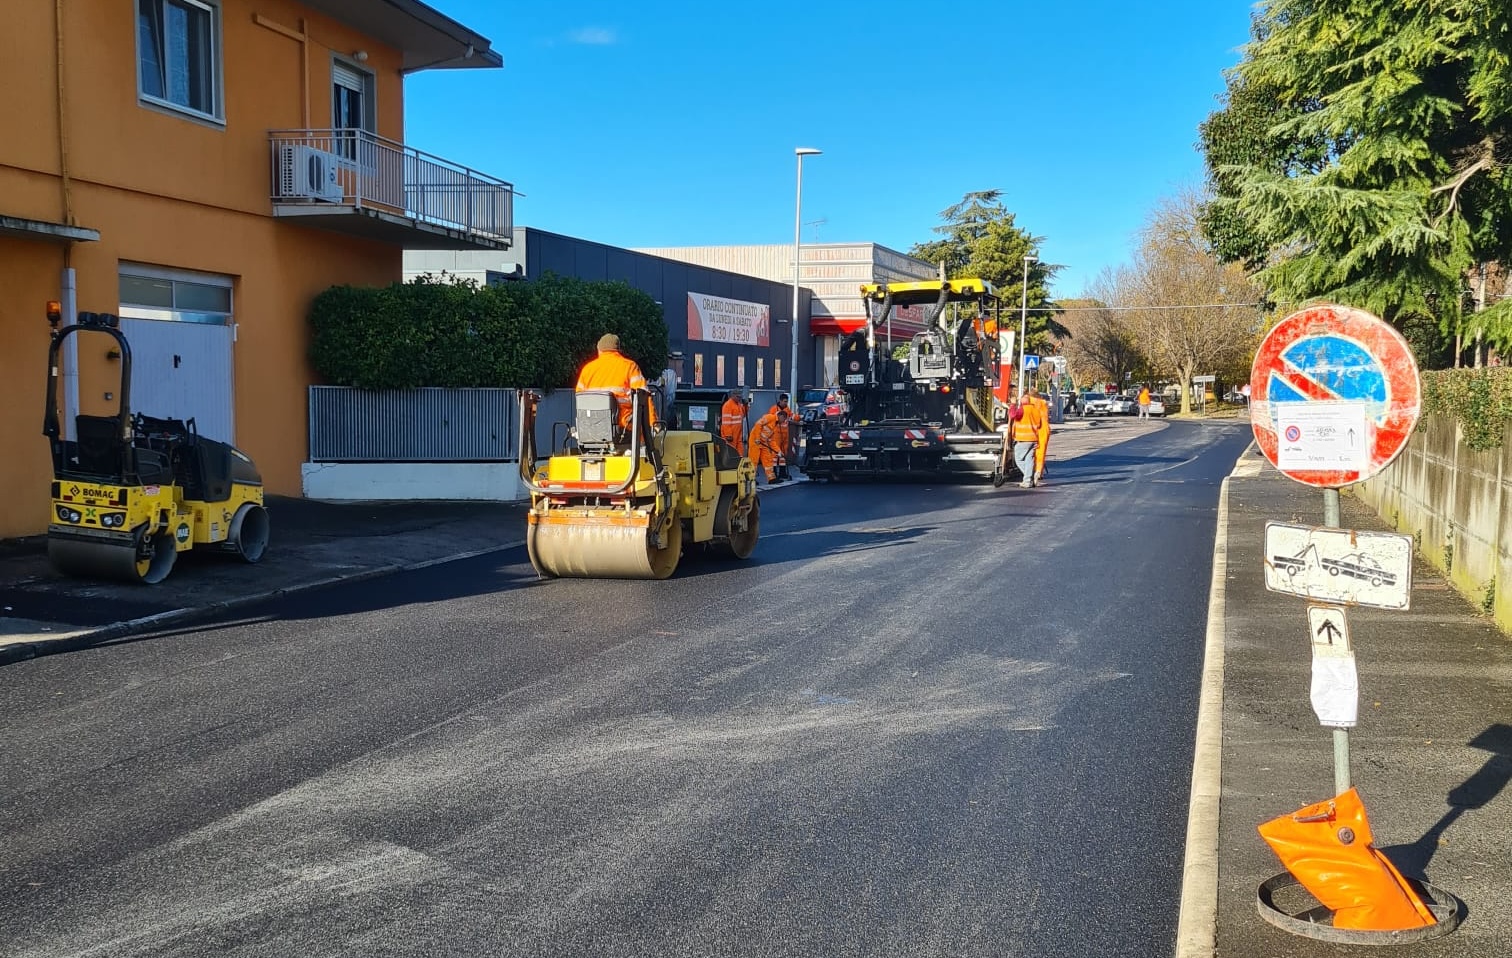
[{"xmin": 574, "ymin": 390, "xmax": 621, "ymax": 453}]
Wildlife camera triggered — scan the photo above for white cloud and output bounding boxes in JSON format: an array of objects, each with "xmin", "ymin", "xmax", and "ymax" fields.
[{"xmin": 567, "ymin": 26, "xmax": 618, "ymax": 46}]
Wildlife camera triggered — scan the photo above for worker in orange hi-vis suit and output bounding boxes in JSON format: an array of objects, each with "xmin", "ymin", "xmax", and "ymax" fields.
[
  {"xmin": 1010, "ymin": 382, "xmax": 1050, "ymax": 488},
  {"xmin": 575, "ymin": 333, "xmax": 656, "ymax": 430},
  {"xmin": 767, "ymin": 393, "xmax": 793, "ymax": 480},
  {"xmin": 749, "ymin": 408, "xmax": 789, "ymax": 483},
  {"xmin": 720, "ymin": 389, "xmax": 747, "ymax": 454},
  {"xmin": 1025, "ymin": 383, "xmax": 1052, "ymax": 483}
]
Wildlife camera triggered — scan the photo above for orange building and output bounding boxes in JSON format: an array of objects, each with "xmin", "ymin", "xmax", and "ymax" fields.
[{"xmin": 0, "ymin": 0, "xmax": 513, "ymax": 538}]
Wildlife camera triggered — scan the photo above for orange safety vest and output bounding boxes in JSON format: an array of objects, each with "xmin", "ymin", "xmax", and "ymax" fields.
[
  {"xmin": 1012, "ymin": 396, "xmax": 1048, "ymax": 443},
  {"xmin": 721, "ymin": 397, "xmax": 746, "ymax": 450},
  {"xmin": 576, "ymin": 350, "xmax": 655, "ymax": 427},
  {"xmin": 750, "ymin": 411, "xmax": 782, "ymax": 451}
]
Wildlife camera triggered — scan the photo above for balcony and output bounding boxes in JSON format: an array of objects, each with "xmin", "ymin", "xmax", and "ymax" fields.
[{"xmin": 269, "ymin": 130, "xmax": 514, "ymax": 250}]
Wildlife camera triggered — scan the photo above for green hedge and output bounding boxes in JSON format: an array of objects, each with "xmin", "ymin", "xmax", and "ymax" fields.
[
  {"xmin": 308, "ymin": 274, "xmax": 668, "ymax": 390},
  {"xmin": 1422, "ymin": 367, "xmax": 1512, "ymax": 449}
]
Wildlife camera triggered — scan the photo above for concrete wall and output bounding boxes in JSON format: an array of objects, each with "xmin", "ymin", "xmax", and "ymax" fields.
[{"xmin": 1353, "ymin": 412, "xmax": 1512, "ymax": 632}]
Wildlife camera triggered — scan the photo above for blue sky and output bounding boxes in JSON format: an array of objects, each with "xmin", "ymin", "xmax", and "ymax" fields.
[{"xmin": 405, "ymin": 1, "xmax": 1258, "ymax": 299}]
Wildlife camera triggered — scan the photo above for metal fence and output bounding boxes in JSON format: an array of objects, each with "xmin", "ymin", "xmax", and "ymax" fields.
[
  {"xmin": 269, "ymin": 130, "xmax": 514, "ymax": 244},
  {"xmin": 308, "ymin": 386, "xmax": 518, "ymax": 462}
]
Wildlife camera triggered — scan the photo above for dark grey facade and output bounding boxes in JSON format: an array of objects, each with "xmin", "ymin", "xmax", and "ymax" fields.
[{"xmin": 404, "ymin": 229, "xmax": 814, "ymax": 395}]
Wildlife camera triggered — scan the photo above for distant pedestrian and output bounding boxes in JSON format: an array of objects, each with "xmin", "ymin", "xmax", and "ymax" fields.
[{"xmin": 1137, "ymin": 385, "xmax": 1151, "ymax": 419}]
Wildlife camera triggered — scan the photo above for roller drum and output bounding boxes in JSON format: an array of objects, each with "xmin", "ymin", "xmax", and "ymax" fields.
[
  {"xmin": 48, "ymin": 527, "xmax": 177, "ymax": 584},
  {"xmin": 527, "ymin": 510, "xmax": 683, "ymax": 580}
]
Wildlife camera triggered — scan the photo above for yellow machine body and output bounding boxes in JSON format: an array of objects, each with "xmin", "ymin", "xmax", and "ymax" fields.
[
  {"xmin": 523, "ymin": 404, "xmax": 760, "ymax": 581},
  {"xmin": 43, "ymin": 313, "xmax": 271, "ymax": 584}
]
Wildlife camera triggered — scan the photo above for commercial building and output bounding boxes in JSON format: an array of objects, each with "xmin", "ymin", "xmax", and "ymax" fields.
[
  {"xmin": 634, "ymin": 243, "xmax": 939, "ymax": 387},
  {"xmin": 1, "ymin": 0, "xmax": 513, "ymax": 538},
  {"xmin": 405, "ymin": 230, "xmax": 806, "ymax": 398}
]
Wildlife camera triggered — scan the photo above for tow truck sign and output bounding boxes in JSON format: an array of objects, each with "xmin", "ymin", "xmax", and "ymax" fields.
[
  {"xmin": 1250, "ymin": 304, "xmax": 1420, "ymax": 487},
  {"xmin": 1264, "ymin": 521, "xmax": 1414, "ymax": 609}
]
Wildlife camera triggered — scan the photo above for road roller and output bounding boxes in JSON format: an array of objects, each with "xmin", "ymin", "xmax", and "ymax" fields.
[
  {"xmin": 518, "ymin": 387, "xmax": 760, "ymax": 579},
  {"xmin": 42, "ymin": 309, "xmax": 270, "ymax": 584}
]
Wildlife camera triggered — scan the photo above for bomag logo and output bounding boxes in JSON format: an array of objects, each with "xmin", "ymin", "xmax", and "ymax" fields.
[
  {"xmin": 175, "ymin": 524, "xmax": 191, "ymax": 544},
  {"xmin": 81, "ymin": 487, "xmax": 117, "ymax": 500}
]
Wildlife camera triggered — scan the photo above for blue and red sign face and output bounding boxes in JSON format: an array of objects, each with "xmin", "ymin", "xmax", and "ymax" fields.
[{"xmin": 1250, "ymin": 304, "xmax": 1421, "ymax": 488}]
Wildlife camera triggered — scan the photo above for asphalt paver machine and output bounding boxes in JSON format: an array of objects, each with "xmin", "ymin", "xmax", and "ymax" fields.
[
  {"xmin": 518, "ymin": 387, "xmax": 760, "ymax": 579},
  {"xmin": 42, "ymin": 309, "xmax": 269, "ymax": 583},
  {"xmin": 802, "ymin": 278, "xmax": 1015, "ymax": 482}
]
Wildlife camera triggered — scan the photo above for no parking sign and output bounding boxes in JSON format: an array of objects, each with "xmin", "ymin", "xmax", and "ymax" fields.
[{"xmin": 1250, "ymin": 304, "xmax": 1420, "ymax": 488}]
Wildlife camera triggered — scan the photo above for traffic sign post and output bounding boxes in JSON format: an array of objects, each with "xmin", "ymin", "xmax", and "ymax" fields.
[{"xmin": 1250, "ymin": 304, "xmax": 1423, "ymax": 801}]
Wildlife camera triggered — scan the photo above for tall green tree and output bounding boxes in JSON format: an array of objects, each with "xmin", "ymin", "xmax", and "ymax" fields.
[
  {"xmin": 1199, "ymin": 1, "xmax": 1512, "ymax": 364},
  {"xmin": 908, "ymin": 190, "xmax": 1067, "ymax": 352}
]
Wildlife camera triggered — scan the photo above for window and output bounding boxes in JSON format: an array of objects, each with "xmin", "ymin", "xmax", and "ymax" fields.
[
  {"xmin": 137, "ymin": 0, "xmax": 222, "ymax": 121},
  {"xmin": 120, "ymin": 267, "xmax": 233, "ymax": 326},
  {"xmin": 332, "ymin": 61, "xmax": 375, "ymax": 162}
]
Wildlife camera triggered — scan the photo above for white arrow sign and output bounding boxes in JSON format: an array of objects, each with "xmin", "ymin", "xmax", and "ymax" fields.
[
  {"xmin": 1264, "ymin": 522, "xmax": 1413, "ymax": 609},
  {"xmin": 1307, "ymin": 604, "xmax": 1358, "ymax": 728}
]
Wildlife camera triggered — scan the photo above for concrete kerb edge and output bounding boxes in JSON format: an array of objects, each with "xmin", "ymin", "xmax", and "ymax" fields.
[
  {"xmin": 0, "ymin": 538, "xmax": 528, "ymax": 664},
  {"xmin": 1174, "ymin": 462, "xmax": 1237, "ymax": 958}
]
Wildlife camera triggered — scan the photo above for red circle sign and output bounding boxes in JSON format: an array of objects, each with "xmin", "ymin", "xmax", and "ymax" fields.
[{"xmin": 1250, "ymin": 304, "xmax": 1420, "ymax": 488}]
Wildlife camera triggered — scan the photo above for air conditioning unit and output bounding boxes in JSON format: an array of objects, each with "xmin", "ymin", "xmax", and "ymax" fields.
[{"xmin": 278, "ymin": 145, "xmax": 344, "ymax": 202}]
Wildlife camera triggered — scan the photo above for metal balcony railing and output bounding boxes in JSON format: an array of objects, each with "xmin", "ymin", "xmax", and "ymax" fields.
[{"xmin": 269, "ymin": 129, "xmax": 513, "ymax": 245}]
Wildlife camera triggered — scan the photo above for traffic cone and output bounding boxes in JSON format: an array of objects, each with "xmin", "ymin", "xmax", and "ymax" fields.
[{"xmin": 1258, "ymin": 787, "xmax": 1435, "ymax": 931}]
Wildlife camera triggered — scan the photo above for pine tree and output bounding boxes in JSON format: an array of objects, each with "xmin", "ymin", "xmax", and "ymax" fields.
[{"xmin": 1200, "ymin": 1, "xmax": 1512, "ymax": 362}]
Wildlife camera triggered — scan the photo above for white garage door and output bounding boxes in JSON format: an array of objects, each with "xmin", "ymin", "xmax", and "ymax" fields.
[
  {"xmin": 118, "ymin": 317, "xmax": 235, "ymax": 444},
  {"xmin": 118, "ymin": 266, "xmax": 236, "ymax": 444}
]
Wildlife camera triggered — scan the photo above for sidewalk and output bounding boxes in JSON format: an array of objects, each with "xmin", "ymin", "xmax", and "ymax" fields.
[
  {"xmin": 0, "ymin": 496, "xmax": 534, "ymax": 662},
  {"xmin": 1195, "ymin": 447, "xmax": 1512, "ymax": 957}
]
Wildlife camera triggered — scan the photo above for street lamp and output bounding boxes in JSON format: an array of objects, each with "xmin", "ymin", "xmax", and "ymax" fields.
[
  {"xmin": 791, "ymin": 147, "xmax": 821, "ymax": 393},
  {"xmin": 1016, "ymin": 253, "xmax": 1037, "ymax": 402}
]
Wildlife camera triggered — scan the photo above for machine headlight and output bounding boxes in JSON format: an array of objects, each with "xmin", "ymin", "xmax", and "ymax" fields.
[
  {"xmin": 55, "ymin": 505, "xmax": 82, "ymax": 523},
  {"xmin": 100, "ymin": 512, "xmax": 126, "ymax": 528}
]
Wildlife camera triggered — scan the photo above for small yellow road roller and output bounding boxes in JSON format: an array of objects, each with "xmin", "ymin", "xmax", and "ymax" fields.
[
  {"xmin": 518, "ymin": 388, "xmax": 759, "ymax": 579},
  {"xmin": 42, "ymin": 309, "xmax": 269, "ymax": 584}
]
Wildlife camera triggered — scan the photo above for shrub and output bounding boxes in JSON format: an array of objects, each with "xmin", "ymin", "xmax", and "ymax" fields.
[
  {"xmin": 1421, "ymin": 367, "xmax": 1512, "ymax": 450},
  {"xmin": 309, "ymin": 274, "xmax": 669, "ymax": 390}
]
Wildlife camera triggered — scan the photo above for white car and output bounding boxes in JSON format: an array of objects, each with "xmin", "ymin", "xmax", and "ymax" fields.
[
  {"xmin": 1147, "ymin": 396, "xmax": 1166, "ymax": 417},
  {"xmin": 1080, "ymin": 393, "xmax": 1113, "ymax": 416},
  {"xmin": 1107, "ymin": 395, "xmax": 1137, "ymax": 415}
]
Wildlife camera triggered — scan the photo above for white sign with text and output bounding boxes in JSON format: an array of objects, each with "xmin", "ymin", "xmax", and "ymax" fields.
[{"xmin": 686, "ymin": 293, "xmax": 771, "ymax": 347}]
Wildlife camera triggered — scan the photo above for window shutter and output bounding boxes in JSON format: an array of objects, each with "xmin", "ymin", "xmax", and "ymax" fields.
[{"xmin": 333, "ymin": 62, "xmax": 365, "ymax": 93}]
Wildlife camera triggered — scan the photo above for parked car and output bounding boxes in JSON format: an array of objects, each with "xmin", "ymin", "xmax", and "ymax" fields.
[
  {"xmin": 1108, "ymin": 394, "xmax": 1137, "ymax": 415},
  {"xmin": 1080, "ymin": 393, "xmax": 1114, "ymax": 416},
  {"xmin": 1147, "ymin": 396, "xmax": 1166, "ymax": 417},
  {"xmin": 798, "ymin": 386, "xmax": 847, "ymax": 425}
]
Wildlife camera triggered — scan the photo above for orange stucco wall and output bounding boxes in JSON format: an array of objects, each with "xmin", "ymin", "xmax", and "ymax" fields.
[{"xmin": 0, "ymin": 0, "xmax": 439, "ymax": 538}]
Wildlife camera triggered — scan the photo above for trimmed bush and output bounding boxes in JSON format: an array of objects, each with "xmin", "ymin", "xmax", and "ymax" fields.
[{"xmin": 309, "ymin": 274, "xmax": 669, "ymax": 390}]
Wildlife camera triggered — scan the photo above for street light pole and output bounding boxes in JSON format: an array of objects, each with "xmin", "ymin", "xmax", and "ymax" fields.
[
  {"xmin": 1016, "ymin": 253, "xmax": 1037, "ymax": 402},
  {"xmin": 792, "ymin": 147, "xmax": 821, "ymax": 393}
]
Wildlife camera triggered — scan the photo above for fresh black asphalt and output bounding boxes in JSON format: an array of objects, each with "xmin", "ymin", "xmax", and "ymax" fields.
[{"xmin": 0, "ymin": 421, "xmax": 1255, "ymax": 957}]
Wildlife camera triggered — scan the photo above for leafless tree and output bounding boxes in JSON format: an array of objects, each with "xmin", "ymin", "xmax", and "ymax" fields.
[
  {"xmin": 1127, "ymin": 189, "xmax": 1262, "ymax": 413},
  {"xmin": 1057, "ymin": 276, "xmax": 1145, "ymax": 389}
]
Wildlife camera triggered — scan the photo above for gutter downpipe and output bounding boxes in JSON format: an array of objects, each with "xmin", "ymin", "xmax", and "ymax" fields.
[{"xmin": 56, "ymin": 0, "xmax": 79, "ymax": 441}]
